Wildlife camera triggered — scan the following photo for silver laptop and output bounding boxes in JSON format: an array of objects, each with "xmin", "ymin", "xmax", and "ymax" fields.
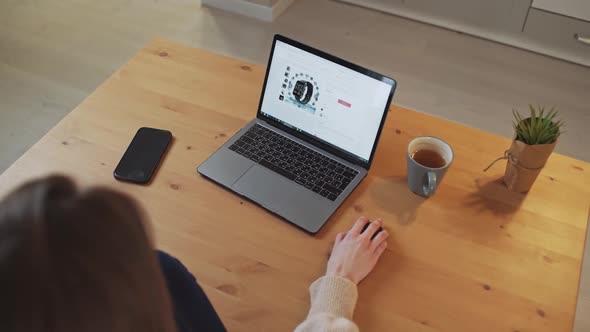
[{"xmin": 197, "ymin": 35, "xmax": 396, "ymax": 234}]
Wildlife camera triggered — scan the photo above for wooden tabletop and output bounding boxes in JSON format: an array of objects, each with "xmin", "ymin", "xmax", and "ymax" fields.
[{"xmin": 1, "ymin": 38, "xmax": 589, "ymax": 332}]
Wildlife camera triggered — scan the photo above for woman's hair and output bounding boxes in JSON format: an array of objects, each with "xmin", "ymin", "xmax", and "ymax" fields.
[{"xmin": 0, "ymin": 175, "xmax": 176, "ymax": 332}]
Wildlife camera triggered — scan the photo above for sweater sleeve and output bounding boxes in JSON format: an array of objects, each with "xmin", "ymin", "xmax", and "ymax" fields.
[{"xmin": 294, "ymin": 276, "xmax": 360, "ymax": 332}]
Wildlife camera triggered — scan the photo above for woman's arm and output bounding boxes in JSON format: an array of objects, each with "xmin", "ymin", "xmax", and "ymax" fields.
[
  {"xmin": 294, "ymin": 275, "xmax": 359, "ymax": 332},
  {"xmin": 295, "ymin": 217, "xmax": 389, "ymax": 332}
]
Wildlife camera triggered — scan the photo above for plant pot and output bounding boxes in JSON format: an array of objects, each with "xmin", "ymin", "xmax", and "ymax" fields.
[{"xmin": 504, "ymin": 139, "xmax": 556, "ymax": 193}]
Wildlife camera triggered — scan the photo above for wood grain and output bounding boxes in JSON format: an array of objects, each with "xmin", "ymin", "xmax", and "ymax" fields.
[
  {"xmin": 574, "ymin": 212, "xmax": 590, "ymax": 332},
  {"xmin": 0, "ymin": 38, "xmax": 588, "ymax": 332}
]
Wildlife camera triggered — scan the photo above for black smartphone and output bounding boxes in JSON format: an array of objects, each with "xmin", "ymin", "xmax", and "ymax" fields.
[{"xmin": 114, "ymin": 127, "xmax": 172, "ymax": 184}]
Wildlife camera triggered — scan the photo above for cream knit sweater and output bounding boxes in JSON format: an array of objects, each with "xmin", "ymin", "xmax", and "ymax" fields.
[{"xmin": 294, "ymin": 276, "xmax": 359, "ymax": 332}]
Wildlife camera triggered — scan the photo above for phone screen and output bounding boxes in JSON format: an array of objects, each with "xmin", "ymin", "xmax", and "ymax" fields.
[{"xmin": 114, "ymin": 127, "xmax": 172, "ymax": 183}]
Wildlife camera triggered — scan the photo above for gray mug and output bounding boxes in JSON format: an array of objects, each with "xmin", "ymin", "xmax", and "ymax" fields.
[{"xmin": 406, "ymin": 136, "xmax": 454, "ymax": 197}]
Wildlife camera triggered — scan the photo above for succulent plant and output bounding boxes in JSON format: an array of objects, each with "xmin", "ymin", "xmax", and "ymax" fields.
[{"xmin": 512, "ymin": 105, "xmax": 563, "ymax": 145}]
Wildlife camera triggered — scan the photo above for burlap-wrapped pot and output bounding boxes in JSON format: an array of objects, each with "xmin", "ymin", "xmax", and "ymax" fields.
[{"xmin": 504, "ymin": 139, "xmax": 556, "ymax": 193}]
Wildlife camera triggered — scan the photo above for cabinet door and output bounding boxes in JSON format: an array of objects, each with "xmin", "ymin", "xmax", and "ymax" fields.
[
  {"xmin": 340, "ymin": 0, "xmax": 530, "ymax": 34},
  {"xmin": 524, "ymin": 8, "xmax": 590, "ymax": 67},
  {"xmin": 532, "ymin": 0, "xmax": 590, "ymax": 22}
]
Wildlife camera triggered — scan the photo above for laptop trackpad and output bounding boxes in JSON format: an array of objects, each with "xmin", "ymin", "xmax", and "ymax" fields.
[{"xmin": 232, "ymin": 164, "xmax": 294, "ymax": 212}]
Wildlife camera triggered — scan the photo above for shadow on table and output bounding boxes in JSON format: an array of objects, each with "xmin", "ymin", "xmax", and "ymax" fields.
[
  {"xmin": 465, "ymin": 176, "xmax": 526, "ymax": 216},
  {"xmin": 371, "ymin": 176, "xmax": 426, "ymax": 225}
]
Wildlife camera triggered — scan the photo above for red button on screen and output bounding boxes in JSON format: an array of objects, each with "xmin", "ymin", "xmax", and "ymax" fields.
[{"xmin": 338, "ymin": 99, "xmax": 351, "ymax": 108}]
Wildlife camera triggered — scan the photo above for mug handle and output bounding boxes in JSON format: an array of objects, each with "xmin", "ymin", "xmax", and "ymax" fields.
[{"xmin": 423, "ymin": 171, "xmax": 437, "ymax": 196}]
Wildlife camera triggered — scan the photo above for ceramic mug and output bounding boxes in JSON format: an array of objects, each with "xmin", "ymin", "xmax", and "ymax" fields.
[{"xmin": 406, "ymin": 136, "xmax": 454, "ymax": 197}]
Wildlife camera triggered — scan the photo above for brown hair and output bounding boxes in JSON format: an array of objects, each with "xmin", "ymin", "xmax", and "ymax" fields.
[{"xmin": 0, "ymin": 175, "xmax": 176, "ymax": 332}]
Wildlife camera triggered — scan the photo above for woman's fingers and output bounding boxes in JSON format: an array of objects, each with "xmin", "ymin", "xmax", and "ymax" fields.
[
  {"xmin": 361, "ymin": 218, "xmax": 383, "ymax": 240},
  {"xmin": 370, "ymin": 230, "xmax": 389, "ymax": 252},
  {"xmin": 374, "ymin": 240, "xmax": 388, "ymax": 257},
  {"xmin": 348, "ymin": 216, "xmax": 368, "ymax": 237},
  {"xmin": 335, "ymin": 231, "xmax": 346, "ymax": 243}
]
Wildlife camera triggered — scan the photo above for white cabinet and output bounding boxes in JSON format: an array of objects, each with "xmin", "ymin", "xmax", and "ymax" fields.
[
  {"xmin": 339, "ymin": 0, "xmax": 590, "ymax": 66},
  {"xmin": 340, "ymin": 0, "xmax": 530, "ymax": 35},
  {"xmin": 524, "ymin": 8, "xmax": 590, "ymax": 66},
  {"xmin": 532, "ymin": 0, "xmax": 590, "ymax": 22}
]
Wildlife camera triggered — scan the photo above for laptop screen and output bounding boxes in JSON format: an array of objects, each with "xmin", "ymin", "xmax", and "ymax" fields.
[{"xmin": 259, "ymin": 39, "xmax": 393, "ymax": 163}]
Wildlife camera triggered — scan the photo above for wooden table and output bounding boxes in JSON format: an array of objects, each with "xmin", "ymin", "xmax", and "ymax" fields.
[{"xmin": 1, "ymin": 38, "xmax": 589, "ymax": 332}]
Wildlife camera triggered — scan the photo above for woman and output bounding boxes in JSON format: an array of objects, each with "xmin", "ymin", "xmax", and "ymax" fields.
[{"xmin": 0, "ymin": 175, "xmax": 388, "ymax": 331}]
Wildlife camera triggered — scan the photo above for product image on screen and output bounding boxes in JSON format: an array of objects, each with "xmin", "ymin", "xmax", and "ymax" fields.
[
  {"xmin": 278, "ymin": 66, "xmax": 320, "ymax": 114},
  {"xmin": 260, "ymin": 40, "xmax": 392, "ymax": 162}
]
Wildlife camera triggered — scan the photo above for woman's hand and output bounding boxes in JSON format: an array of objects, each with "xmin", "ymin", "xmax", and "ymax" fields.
[{"xmin": 326, "ymin": 216, "xmax": 389, "ymax": 285}]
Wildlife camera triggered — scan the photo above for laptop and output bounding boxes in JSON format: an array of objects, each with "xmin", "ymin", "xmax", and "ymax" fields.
[{"xmin": 197, "ymin": 34, "xmax": 396, "ymax": 233}]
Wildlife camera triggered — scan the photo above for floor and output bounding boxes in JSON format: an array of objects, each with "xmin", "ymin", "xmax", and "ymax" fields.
[{"xmin": 0, "ymin": 0, "xmax": 588, "ymax": 329}]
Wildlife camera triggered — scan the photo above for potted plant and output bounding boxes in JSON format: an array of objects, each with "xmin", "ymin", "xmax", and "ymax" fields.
[{"xmin": 503, "ymin": 105, "xmax": 564, "ymax": 192}]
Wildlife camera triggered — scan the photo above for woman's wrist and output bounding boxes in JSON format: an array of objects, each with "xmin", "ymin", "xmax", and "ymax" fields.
[{"xmin": 325, "ymin": 271, "xmax": 357, "ymax": 285}]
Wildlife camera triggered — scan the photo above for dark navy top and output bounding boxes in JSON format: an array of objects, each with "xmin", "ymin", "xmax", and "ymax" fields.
[{"xmin": 157, "ymin": 251, "xmax": 227, "ymax": 332}]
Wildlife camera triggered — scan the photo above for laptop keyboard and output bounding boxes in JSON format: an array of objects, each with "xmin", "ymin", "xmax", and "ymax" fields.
[{"xmin": 228, "ymin": 124, "xmax": 359, "ymax": 201}]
